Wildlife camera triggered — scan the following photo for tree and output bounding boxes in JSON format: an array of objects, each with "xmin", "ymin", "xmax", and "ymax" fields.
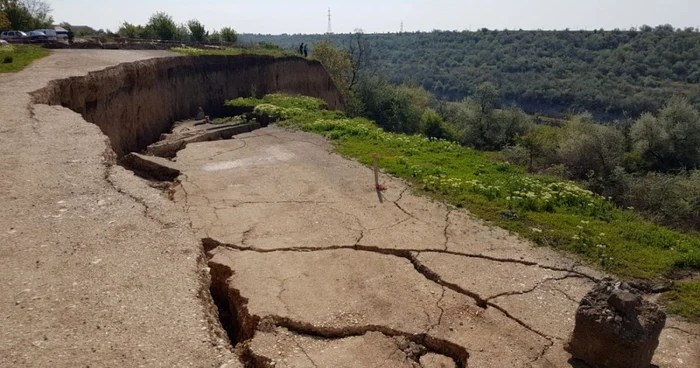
[
  {"xmin": 630, "ymin": 113, "xmax": 669, "ymax": 167},
  {"xmin": 347, "ymin": 29, "xmax": 373, "ymax": 91},
  {"xmin": 146, "ymin": 12, "xmax": 177, "ymax": 40},
  {"xmin": 0, "ymin": 11, "xmax": 9, "ymax": 30},
  {"xmin": 312, "ymin": 39, "xmax": 352, "ymax": 90},
  {"xmin": 187, "ymin": 19, "xmax": 207, "ymax": 42},
  {"xmin": 220, "ymin": 27, "xmax": 237, "ymax": 43},
  {"xmin": 2, "ymin": 0, "xmax": 52, "ymax": 29},
  {"xmin": 557, "ymin": 119, "xmax": 624, "ymax": 179},
  {"xmin": 118, "ymin": 21, "xmax": 142, "ymax": 39},
  {"xmin": 474, "ymin": 82, "xmax": 500, "ymax": 114},
  {"xmin": 518, "ymin": 124, "xmax": 560, "ymax": 171}
]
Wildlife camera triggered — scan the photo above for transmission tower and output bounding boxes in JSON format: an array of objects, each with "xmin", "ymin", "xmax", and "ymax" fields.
[
  {"xmin": 327, "ymin": 8, "xmax": 333, "ymax": 34},
  {"xmin": 400, "ymin": 21, "xmax": 404, "ymax": 34}
]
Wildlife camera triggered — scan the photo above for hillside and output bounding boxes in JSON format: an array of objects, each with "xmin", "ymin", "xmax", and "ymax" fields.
[{"xmin": 240, "ymin": 27, "xmax": 700, "ymax": 120}]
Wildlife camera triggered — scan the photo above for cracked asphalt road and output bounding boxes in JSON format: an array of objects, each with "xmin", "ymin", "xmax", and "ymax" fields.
[
  {"xmin": 0, "ymin": 51, "xmax": 239, "ymax": 368},
  {"xmin": 176, "ymin": 127, "xmax": 700, "ymax": 367}
]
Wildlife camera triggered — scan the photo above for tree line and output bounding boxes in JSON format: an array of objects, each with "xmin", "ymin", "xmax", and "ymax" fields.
[
  {"xmin": 117, "ymin": 12, "xmax": 237, "ymax": 43},
  {"xmin": 240, "ymin": 27, "xmax": 700, "ymax": 120}
]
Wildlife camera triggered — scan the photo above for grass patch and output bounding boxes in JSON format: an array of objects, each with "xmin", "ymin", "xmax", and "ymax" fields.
[
  {"xmin": 660, "ymin": 282, "xmax": 700, "ymax": 322},
  {"xmin": 226, "ymin": 93, "xmax": 700, "ymax": 320},
  {"xmin": 171, "ymin": 46, "xmax": 297, "ymax": 58},
  {"xmin": 0, "ymin": 45, "xmax": 50, "ymax": 73}
]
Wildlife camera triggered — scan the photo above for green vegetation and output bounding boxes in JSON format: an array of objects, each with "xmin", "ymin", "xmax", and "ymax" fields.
[
  {"xmin": 0, "ymin": 44, "xmax": 49, "ymax": 73},
  {"xmin": 240, "ymin": 28, "xmax": 700, "ymax": 119},
  {"xmin": 171, "ymin": 46, "xmax": 295, "ymax": 58},
  {"xmin": 117, "ymin": 11, "xmax": 237, "ymax": 43},
  {"xmin": 660, "ymin": 282, "xmax": 700, "ymax": 322},
  {"xmin": 225, "ymin": 93, "xmax": 700, "ymax": 320},
  {"xmin": 1, "ymin": 0, "xmax": 53, "ymax": 31}
]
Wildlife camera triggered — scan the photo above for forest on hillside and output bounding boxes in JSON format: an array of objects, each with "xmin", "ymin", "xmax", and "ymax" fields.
[{"xmin": 240, "ymin": 26, "xmax": 700, "ymax": 120}]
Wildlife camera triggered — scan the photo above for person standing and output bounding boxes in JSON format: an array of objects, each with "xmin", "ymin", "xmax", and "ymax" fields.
[
  {"xmin": 299, "ymin": 42, "xmax": 304, "ymax": 55},
  {"xmin": 303, "ymin": 44, "xmax": 308, "ymax": 57}
]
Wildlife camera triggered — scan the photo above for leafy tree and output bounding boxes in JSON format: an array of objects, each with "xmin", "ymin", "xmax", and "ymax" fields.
[
  {"xmin": 220, "ymin": 27, "xmax": 237, "ymax": 43},
  {"xmin": 631, "ymin": 97, "xmax": 700, "ymax": 170},
  {"xmin": 0, "ymin": 11, "xmax": 9, "ymax": 30},
  {"xmin": 187, "ymin": 19, "xmax": 207, "ymax": 42},
  {"xmin": 517, "ymin": 125, "xmax": 560, "ymax": 171},
  {"xmin": 312, "ymin": 39, "xmax": 352, "ymax": 90},
  {"xmin": 557, "ymin": 118, "xmax": 624, "ymax": 179},
  {"xmin": 146, "ymin": 12, "xmax": 177, "ymax": 40}
]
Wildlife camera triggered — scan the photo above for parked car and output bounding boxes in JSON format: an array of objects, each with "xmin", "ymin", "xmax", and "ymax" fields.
[
  {"xmin": 0, "ymin": 30, "xmax": 28, "ymax": 43},
  {"xmin": 26, "ymin": 30, "xmax": 49, "ymax": 43},
  {"xmin": 35, "ymin": 29, "xmax": 58, "ymax": 42}
]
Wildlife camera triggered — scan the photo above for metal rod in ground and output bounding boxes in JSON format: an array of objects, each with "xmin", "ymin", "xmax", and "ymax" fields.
[{"xmin": 373, "ymin": 153, "xmax": 379, "ymax": 189}]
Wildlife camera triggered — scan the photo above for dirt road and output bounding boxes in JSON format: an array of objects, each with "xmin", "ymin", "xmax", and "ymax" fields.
[
  {"xmin": 176, "ymin": 128, "xmax": 699, "ymax": 367},
  {"xmin": 0, "ymin": 51, "xmax": 238, "ymax": 367}
]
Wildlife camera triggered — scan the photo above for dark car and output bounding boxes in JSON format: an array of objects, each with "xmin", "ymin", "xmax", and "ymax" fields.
[{"xmin": 26, "ymin": 30, "xmax": 49, "ymax": 43}]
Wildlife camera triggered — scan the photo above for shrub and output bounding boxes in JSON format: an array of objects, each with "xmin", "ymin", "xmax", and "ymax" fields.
[
  {"xmin": 421, "ymin": 109, "xmax": 453, "ymax": 140},
  {"xmin": 622, "ymin": 171, "xmax": 700, "ymax": 229},
  {"xmin": 2, "ymin": 55, "xmax": 13, "ymax": 64},
  {"xmin": 220, "ymin": 27, "xmax": 237, "ymax": 43}
]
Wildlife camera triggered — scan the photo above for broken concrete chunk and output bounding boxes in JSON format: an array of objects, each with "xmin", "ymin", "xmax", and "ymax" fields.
[
  {"xmin": 420, "ymin": 353, "xmax": 457, "ymax": 368},
  {"xmin": 565, "ymin": 278, "xmax": 666, "ymax": 368},
  {"xmin": 119, "ymin": 153, "xmax": 181, "ymax": 181},
  {"xmin": 146, "ymin": 120, "xmax": 260, "ymax": 158}
]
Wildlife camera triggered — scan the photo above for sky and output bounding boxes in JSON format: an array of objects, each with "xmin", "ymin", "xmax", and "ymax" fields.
[{"xmin": 50, "ymin": 0, "xmax": 700, "ymax": 34}]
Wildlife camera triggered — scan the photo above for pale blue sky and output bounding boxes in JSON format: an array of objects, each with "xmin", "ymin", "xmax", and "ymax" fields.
[{"xmin": 51, "ymin": 0, "xmax": 700, "ymax": 34}]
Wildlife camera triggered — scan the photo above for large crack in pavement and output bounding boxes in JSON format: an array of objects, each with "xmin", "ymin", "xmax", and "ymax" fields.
[
  {"xmin": 203, "ymin": 237, "xmax": 562, "ymax": 346},
  {"xmin": 208, "ymin": 255, "xmax": 468, "ymax": 367}
]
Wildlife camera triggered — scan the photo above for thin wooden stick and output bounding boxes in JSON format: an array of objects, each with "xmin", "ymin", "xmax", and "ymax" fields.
[{"xmin": 373, "ymin": 153, "xmax": 379, "ymax": 189}]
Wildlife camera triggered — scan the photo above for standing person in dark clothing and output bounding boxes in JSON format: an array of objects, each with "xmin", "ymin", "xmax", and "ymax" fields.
[
  {"xmin": 299, "ymin": 42, "xmax": 304, "ymax": 55},
  {"xmin": 67, "ymin": 30, "xmax": 74, "ymax": 44},
  {"xmin": 303, "ymin": 44, "xmax": 308, "ymax": 57}
]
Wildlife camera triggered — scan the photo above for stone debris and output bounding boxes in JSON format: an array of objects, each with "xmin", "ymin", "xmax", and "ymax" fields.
[
  {"xmin": 146, "ymin": 119, "xmax": 260, "ymax": 158},
  {"xmin": 119, "ymin": 152, "xmax": 181, "ymax": 181},
  {"xmin": 565, "ymin": 278, "xmax": 666, "ymax": 368}
]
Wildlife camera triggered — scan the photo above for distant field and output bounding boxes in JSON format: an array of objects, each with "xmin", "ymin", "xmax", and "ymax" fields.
[{"xmin": 0, "ymin": 45, "xmax": 50, "ymax": 73}]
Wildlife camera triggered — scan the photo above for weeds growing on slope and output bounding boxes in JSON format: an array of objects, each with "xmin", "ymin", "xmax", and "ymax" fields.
[{"xmin": 226, "ymin": 94, "xmax": 700, "ymax": 321}]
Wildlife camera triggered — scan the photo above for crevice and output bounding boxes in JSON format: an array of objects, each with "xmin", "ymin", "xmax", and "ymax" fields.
[
  {"xmin": 442, "ymin": 208, "xmax": 453, "ymax": 251},
  {"xmin": 391, "ymin": 187, "xmax": 427, "ymax": 224},
  {"xmin": 207, "ymin": 256, "xmax": 467, "ymax": 367},
  {"xmin": 550, "ymin": 286, "xmax": 581, "ymax": 304},
  {"xmin": 666, "ymin": 326, "xmax": 700, "ymax": 338},
  {"xmin": 101, "ymin": 147, "xmax": 175, "ymax": 228},
  {"xmin": 486, "ymin": 274, "xmax": 586, "ymax": 301},
  {"xmin": 203, "ymin": 238, "xmax": 568, "ymax": 348}
]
